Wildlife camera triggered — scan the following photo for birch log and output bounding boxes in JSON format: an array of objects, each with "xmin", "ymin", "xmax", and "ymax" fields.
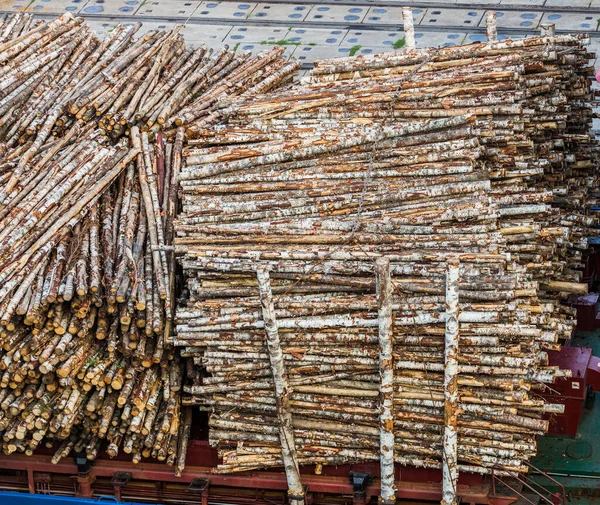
[
  {"xmin": 376, "ymin": 258, "xmax": 395, "ymax": 504},
  {"xmin": 257, "ymin": 268, "xmax": 305, "ymax": 505},
  {"xmin": 485, "ymin": 12, "xmax": 497, "ymax": 42},
  {"xmin": 402, "ymin": 8, "xmax": 416, "ymax": 50},
  {"xmin": 442, "ymin": 260, "xmax": 460, "ymax": 505}
]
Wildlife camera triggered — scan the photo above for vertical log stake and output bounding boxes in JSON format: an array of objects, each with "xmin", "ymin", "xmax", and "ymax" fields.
[
  {"xmin": 486, "ymin": 11, "xmax": 497, "ymax": 42},
  {"xmin": 442, "ymin": 259, "xmax": 459, "ymax": 505},
  {"xmin": 257, "ymin": 267, "xmax": 305, "ymax": 505},
  {"xmin": 402, "ymin": 7, "xmax": 416, "ymax": 50},
  {"xmin": 376, "ymin": 258, "xmax": 395, "ymax": 504}
]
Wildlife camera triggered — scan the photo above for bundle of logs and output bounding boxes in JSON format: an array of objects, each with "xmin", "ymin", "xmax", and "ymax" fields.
[
  {"xmin": 174, "ymin": 17, "xmax": 598, "ymax": 501},
  {"xmin": 0, "ymin": 12, "xmax": 297, "ymax": 473},
  {"xmin": 0, "ymin": 120, "xmax": 189, "ymax": 468}
]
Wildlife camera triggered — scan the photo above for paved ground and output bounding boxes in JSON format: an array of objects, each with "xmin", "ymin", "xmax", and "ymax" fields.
[{"xmin": 3, "ymin": 0, "xmax": 600, "ymax": 70}]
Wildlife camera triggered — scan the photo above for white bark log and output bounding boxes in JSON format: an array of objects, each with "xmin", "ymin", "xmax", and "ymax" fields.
[
  {"xmin": 402, "ymin": 7, "xmax": 416, "ymax": 50},
  {"xmin": 486, "ymin": 12, "xmax": 497, "ymax": 43},
  {"xmin": 257, "ymin": 268, "xmax": 305, "ymax": 505},
  {"xmin": 442, "ymin": 259, "xmax": 459, "ymax": 505},
  {"xmin": 376, "ymin": 257, "xmax": 395, "ymax": 504}
]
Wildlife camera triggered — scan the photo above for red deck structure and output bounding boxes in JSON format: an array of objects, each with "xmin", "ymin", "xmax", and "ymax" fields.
[{"xmin": 0, "ymin": 446, "xmax": 517, "ymax": 505}]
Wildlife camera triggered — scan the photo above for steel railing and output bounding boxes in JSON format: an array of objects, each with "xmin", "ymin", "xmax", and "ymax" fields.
[{"xmin": 490, "ymin": 462, "xmax": 565, "ymax": 505}]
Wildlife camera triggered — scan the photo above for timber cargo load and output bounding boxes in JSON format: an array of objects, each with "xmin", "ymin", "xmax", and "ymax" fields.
[
  {"xmin": 0, "ymin": 8, "xmax": 597, "ymax": 505},
  {"xmin": 174, "ymin": 13, "xmax": 598, "ymax": 502},
  {"xmin": 0, "ymin": 12, "xmax": 297, "ymax": 475}
]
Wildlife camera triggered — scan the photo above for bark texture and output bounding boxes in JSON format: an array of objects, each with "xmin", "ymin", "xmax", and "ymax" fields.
[
  {"xmin": 442, "ymin": 260, "xmax": 459, "ymax": 505},
  {"xmin": 174, "ymin": 31, "xmax": 595, "ymax": 477},
  {"xmin": 0, "ymin": 14, "xmax": 295, "ymax": 471}
]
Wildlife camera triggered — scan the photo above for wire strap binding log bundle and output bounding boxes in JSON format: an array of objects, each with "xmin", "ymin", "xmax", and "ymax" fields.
[
  {"xmin": 174, "ymin": 30, "xmax": 598, "ymax": 480},
  {"xmin": 0, "ymin": 13, "xmax": 297, "ymax": 473}
]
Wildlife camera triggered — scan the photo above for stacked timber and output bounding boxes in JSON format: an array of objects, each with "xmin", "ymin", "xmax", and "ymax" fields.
[
  {"xmin": 0, "ymin": 123, "xmax": 186, "ymax": 467},
  {"xmin": 174, "ymin": 29, "xmax": 597, "ymax": 485},
  {"xmin": 0, "ymin": 12, "xmax": 298, "ymax": 152},
  {"xmin": 278, "ymin": 32, "xmax": 597, "ymax": 304},
  {"xmin": 0, "ymin": 13, "xmax": 296, "ymax": 473},
  {"xmin": 175, "ymin": 116, "xmax": 565, "ymax": 476}
]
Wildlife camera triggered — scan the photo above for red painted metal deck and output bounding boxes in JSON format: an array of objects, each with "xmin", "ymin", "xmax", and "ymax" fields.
[{"xmin": 0, "ymin": 440, "xmax": 517, "ymax": 505}]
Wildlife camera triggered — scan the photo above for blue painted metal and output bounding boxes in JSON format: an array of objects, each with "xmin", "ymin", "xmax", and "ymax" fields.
[
  {"xmin": 0, "ymin": 491, "xmax": 158, "ymax": 505},
  {"xmin": 588, "ymin": 236, "xmax": 600, "ymax": 245}
]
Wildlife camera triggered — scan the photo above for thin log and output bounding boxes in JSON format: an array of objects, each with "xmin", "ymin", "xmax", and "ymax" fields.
[
  {"xmin": 486, "ymin": 12, "xmax": 497, "ymax": 43},
  {"xmin": 376, "ymin": 257, "xmax": 395, "ymax": 504},
  {"xmin": 442, "ymin": 259, "xmax": 460, "ymax": 505},
  {"xmin": 402, "ymin": 7, "xmax": 415, "ymax": 50},
  {"xmin": 256, "ymin": 267, "xmax": 304, "ymax": 505}
]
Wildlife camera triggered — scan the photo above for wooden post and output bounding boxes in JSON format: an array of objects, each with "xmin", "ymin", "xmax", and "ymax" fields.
[
  {"xmin": 257, "ymin": 267, "xmax": 305, "ymax": 505},
  {"xmin": 486, "ymin": 11, "xmax": 497, "ymax": 42},
  {"xmin": 376, "ymin": 258, "xmax": 395, "ymax": 504},
  {"xmin": 402, "ymin": 7, "xmax": 415, "ymax": 50},
  {"xmin": 442, "ymin": 259, "xmax": 459, "ymax": 505}
]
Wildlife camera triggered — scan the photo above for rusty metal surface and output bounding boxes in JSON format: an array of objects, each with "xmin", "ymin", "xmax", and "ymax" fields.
[{"xmin": 0, "ymin": 453, "xmax": 504, "ymax": 504}]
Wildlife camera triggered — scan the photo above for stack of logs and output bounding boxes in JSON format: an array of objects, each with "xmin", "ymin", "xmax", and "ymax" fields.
[
  {"xmin": 0, "ymin": 123, "xmax": 186, "ymax": 468},
  {"xmin": 174, "ymin": 21, "xmax": 597, "ymax": 495},
  {"xmin": 0, "ymin": 13, "xmax": 297, "ymax": 473},
  {"xmin": 0, "ymin": 7, "xmax": 597, "ymax": 493},
  {"xmin": 0, "ymin": 12, "xmax": 298, "ymax": 151}
]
